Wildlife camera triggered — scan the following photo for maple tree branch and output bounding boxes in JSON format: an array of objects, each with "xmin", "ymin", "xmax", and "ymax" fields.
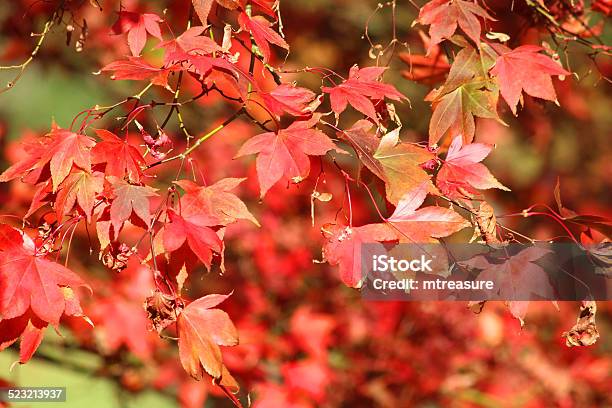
[
  {"xmin": 0, "ymin": 18, "xmax": 54, "ymax": 94},
  {"xmin": 180, "ymin": 84, "xmax": 210, "ymax": 103},
  {"xmin": 159, "ymin": 72, "xmax": 184, "ymax": 130},
  {"xmin": 242, "ymin": 108, "xmax": 275, "ymax": 132},
  {"xmin": 438, "ymin": 196, "xmax": 538, "ymax": 244},
  {"xmin": 277, "ymin": 66, "xmax": 344, "ymax": 85},
  {"xmin": 208, "ymin": 84, "xmax": 242, "ymax": 102},
  {"xmin": 233, "ymin": 36, "xmax": 283, "ymax": 85},
  {"xmin": 246, "ymin": 5, "xmax": 257, "ymax": 95},
  {"xmin": 526, "ymin": 0, "xmax": 601, "ymax": 49},
  {"xmin": 558, "ymin": 1, "xmax": 604, "ymax": 45},
  {"xmin": 145, "ymin": 108, "xmax": 244, "ymax": 170},
  {"xmin": 159, "ymin": 6, "xmax": 194, "ymax": 135}
]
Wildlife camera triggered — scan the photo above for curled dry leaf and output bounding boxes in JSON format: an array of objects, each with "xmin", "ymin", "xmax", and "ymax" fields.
[
  {"xmin": 562, "ymin": 301, "xmax": 599, "ymax": 347},
  {"xmin": 470, "ymin": 201, "xmax": 500, "ymax": 245}
]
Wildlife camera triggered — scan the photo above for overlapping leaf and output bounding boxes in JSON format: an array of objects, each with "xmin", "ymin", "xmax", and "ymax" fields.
[
  {"xmin": 426, "ymin": 45, "xmax": 502, "ymax": 146},
  {"xmin": 112, "ymin": 11, "xmax": 163, "ymax": 56},
  {"xmin": 322, "ymin": 65, "xmax": 405, "ymax": 123},
  {"xmin": 387, "ymin": 182, "xmax": 471, "ymax": 243},
  {"xmin": 236, "ymin": 115, "xmax": 338, "ymax": 197},
  {"xmin": 417, "ymin": 0, "xmax": 493, "ymax": 53},
  {"xmin": 159, "ymin": 26, "xmax": 223, "ymax": 64},
  {"xmin": 374, "ymin": 128, "xmax": 437, "ymax": 204},
  {"xmin": 192, "ymin": 0, "xmax": 241, "ymax": 25},
  {"xmin": 0, "ymin": 225, "xmax": 89, "ymax": 326},
  {"xmin": 101, "ymin": 57, "xmax": 178, "ymax": 88},
  {"xmin": 459, "ymin": 246, "xmax": 554, "ymax": 324},
  {"xmin": 92, "ymin": 129, "xmax": 146, "ymax": 183},
  {"xmin": 0, "ymin": 126, "xmax": 95, "ymax": 192},
  {"xmin": 490, "ymin": 45, "xmax": 570, "ymax": 114},
  {"xmin": 436, "ymin": 135, "xmax": 509, "ymax": 198},
  {"xmin": 0, "ymin": 311, "xmax": 47, "ymax": 364},
  {"xmin": 321, "ymin": 223, "xmax": 397, "ymax": 288},
  {"xmin": 175, "ymin": 178, "xmax": 259, "ymax": 226},
  {"xmin": 177, "ymin": 293, "xmax": 238, "ymax": 386},
  {"xmin": 162, "ymin": 209, "xmax": 222, "ymax": 270},
  {"xmin": 238, "ymin": 12, "xmax": 288, "ymax": 63},
  {"xmin": 428, "ymin": 81, "xmax": 500, "ymax": 146},
  {"xmin": 54, "ymin": 170, "xmax": 104, "ymax": 221},
  {"xmin": 261, "ymin": 83, "xmax": 319, "ymax": 117},
  {"xmin": 338, "ymin": 120, "xmax": 387, "ymax": 182},
  {"xmin": 108, "ymin": 177, "xmax": 158, "ymax": 232}
]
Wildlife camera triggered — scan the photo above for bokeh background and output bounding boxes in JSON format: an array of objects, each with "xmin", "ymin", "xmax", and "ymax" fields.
[{"xmin": 0, "ymin": 0, "xmax": 610, "ymax": 407}]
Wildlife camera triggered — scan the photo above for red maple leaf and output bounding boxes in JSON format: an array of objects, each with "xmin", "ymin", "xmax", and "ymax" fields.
[
  {"xmin": 261, "ymin": 83, "xmax": 319, "ymax": 117},
  {"xmin": 157, "ymin": 27, "xmax": 239, "ymax": 80},
  {"xmin": 238, "ymin": 12, "xmax": 288, "ymax": 63},
  {"xmin": 92, "ymin": 129, "xmax": 146, "ymax": 183},
  {"xmin": 112, "ymin": 11, "xmax": 163, "ymax": 56},
  {"xmin": 386, "ymin": 181, "xmax": 471, "ymax": 242},
  {"xmin": 177, "ymin": 293, "xmax": 238, "ymax": 383},
  {"xmin": 159, "ymin": 26, "xmax": 222, "ymax": 62},
  {"xmin": 191, "ymin": 0, "xmax": 274, "ymax": 24},
  {"xmin": 322, "ymin": 182, "xmax": 470, "ymax": 287},
  {"xmin": 54, "ymin": 170, "xmax": 104, "ymax": 221},
  {"xmin": 0, "ymin": 126, "xmax": 95, "ymax": 192},
  {"xmin": 459, "ymin": 246, "xmax": 554, "ymax": 324},
  {"xmin": 436, "ymin": 135, "xmax": 509, "ymax": 198},
  {"xmin": 322, "ymin": 65, "xmax": 405, "ymax": 123},
  {"xmin": 192, "ymin": 0, "xmax": 218, "ymax": 25},
  {"xmin": 490, "ymin": 45, "xmax": 570, "ymax": 114},
  {"xmin": 108, "ymin": 177, "xmax": 158, "ymax": 232},
  {"xmin": 24, "ymin": 180, "xmax": 52, "ymax": 219},
  {"xmin": 101, "ymin": 57, "xmax": 178, "ymax": 88},
  {"xmin": 0, "ymin": 138, "xmax": 49, "ymax": 185},
  {"xmin": 235, "ymin": 115, "xmax": 338, "ymax": 198},
  {"xmin": 417, "ymin": 0, "xmax": 493, "ymax": 53},
  {"xmin": 0, "ymin": 311, "xmax": 47, "ymax": 364},
  {"xmin": 192, "ymin": 0, "xmax": 242, "ymax": 25},
  {"xmin": 321, "ymin": 223, "xmax": 397, "ymax": 288},
  {"xmin": 174, "ymin": 178, "xmax": 259, "ymax": 226},
  {"xmin": 162, "ymin": 209, "xmax": 222, "ymax": 270},
  {"xmin": 0, "ymin": 225, "xmax": 89, "ymax": 326},
  {"xmin": 188, "ymin": 55, "xmax": 240, "ymax": 80},
  {"xmin": 44, "ymin": 128, "xmax": 96, "ymax": 192}
]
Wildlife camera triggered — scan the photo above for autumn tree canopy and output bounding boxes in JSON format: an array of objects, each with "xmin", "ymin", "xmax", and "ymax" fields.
[{"xmin": 0, "ymin": 0, "xmax": 610, "ymax": 406}]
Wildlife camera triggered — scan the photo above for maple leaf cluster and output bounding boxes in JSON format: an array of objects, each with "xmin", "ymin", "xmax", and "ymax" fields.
[
  {"xmin": 404, "ymin": 0, "xmax": 571, "ymax": 146},
  {"xmin": 0, "ymin": 0, "xmax": 609, "ymax": 406}
]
